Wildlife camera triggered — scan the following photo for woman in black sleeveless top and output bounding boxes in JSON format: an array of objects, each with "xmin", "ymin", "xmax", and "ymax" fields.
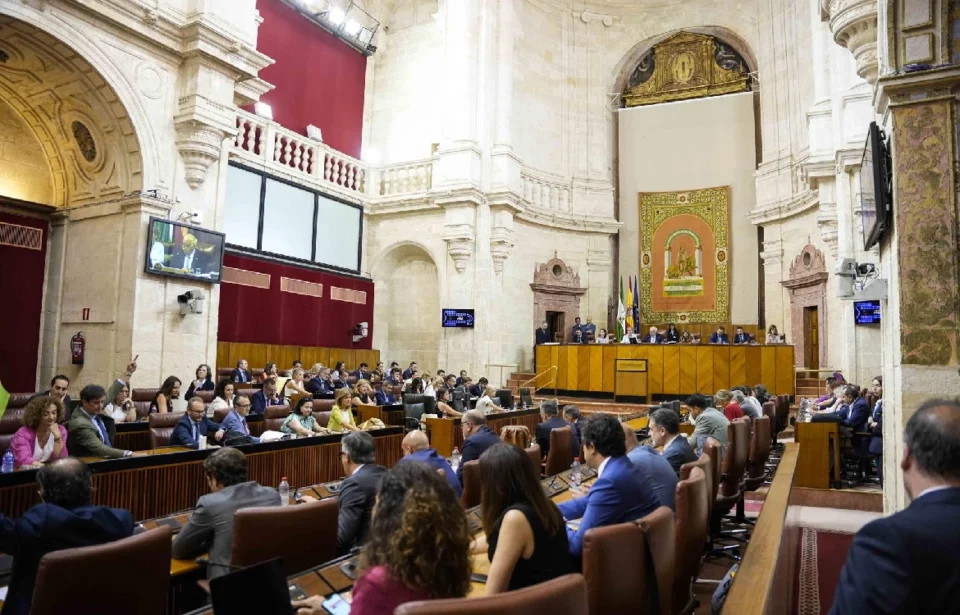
[{"xmin": 478, "ymin": 443, "xmax": 573, "ymax": 593}]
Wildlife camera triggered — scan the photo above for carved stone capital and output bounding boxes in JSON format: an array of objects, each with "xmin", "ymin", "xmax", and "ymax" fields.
[
  {"xmin": 175, "ymin": 120, "xmax": 226, "ymax": 189},
  {"xmin": 442, "ymin": 224, "xmax": 475, "ymax": 274},
  {"xmin": 823, "ymin": 0, "xmax": 879, "ymax": 84},
  {"xmin": 490, "ymin": 227, "xmax": 515, "ymax": 275}
]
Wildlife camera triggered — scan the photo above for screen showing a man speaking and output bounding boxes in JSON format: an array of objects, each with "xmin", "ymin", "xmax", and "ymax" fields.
[{"xmin": 145, "ymin": 218, "xmax": 225, "ymax": 283}]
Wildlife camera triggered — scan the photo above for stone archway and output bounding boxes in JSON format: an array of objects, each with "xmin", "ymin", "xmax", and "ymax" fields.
[
  {"xmin": 782, "ymin": 245, "xmax": 829, "ymax": 368},
  {"xmin": 531, "ymin": 257, "xmax": 586, "ymax": 343}
]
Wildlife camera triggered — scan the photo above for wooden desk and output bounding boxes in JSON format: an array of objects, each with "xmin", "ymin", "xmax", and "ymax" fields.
[
  {"xmin": 425, "ymin": 409, "xmax": 542, "ymax": 458},
  {"xmin": 356, "ymin": 405, "xmax": 381, "ymax": 423},
  {"xmin": 794, "ymin": 422, "xmax": 841, "ymax": 489},
  {"xmin": 535, "ymin": 343, "xmax": 796, "ymax": 397}
]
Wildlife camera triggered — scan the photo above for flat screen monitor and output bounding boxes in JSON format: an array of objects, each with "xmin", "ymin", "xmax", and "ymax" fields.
[
  {"xmin": 145, "ymin": 217, "xmax": 225, "ymax": 284},
  {"xmin": 442, "ymin": 309, "xmax": 475, "ymax": 328},
  {"xmin": 860, "ymin": 122, "xmax": 892, "ymax": 251},
  {"xmin": 854, "ymin": 300, "xmax": 881, "ymax": 325}
]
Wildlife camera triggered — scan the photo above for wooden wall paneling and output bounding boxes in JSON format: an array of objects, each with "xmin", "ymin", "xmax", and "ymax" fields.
[
  {"xmin": 760, "ymin": 347, "xmax": 777, "ymax": 392},
  {"xmin": 775, "ymin": 346, "xmax": 795, "ymax": 395},
  {"xmin": 299, "ymin": 347, "xmax": 322, "ymax": 368},
  {"xmin": 564, "ymin": 345, "xmax": 579, "ymax": 390},
  {"xmin": 317, "ymin": 347, "xmax": 331, "ymax": 369},
  {"xmin": 268, "ymin": 345, "xmax": 289, "ymax": 369},
  {"xmin": 744, "ymin": 346, "xmax": 762, "ymax": 387},
  {"xmin": 556, "ymin": 346, "xmax": 569, "ymax": 389},
  {"xmin": 602, "ymin": 345, "xmax": 617, "ymax": 393},
  {"xmin": 216, "ymin": 342, "xmax": 230, "ymax": 370},
  {"xmin": 729, "ymin": 346, "xmax": 747, "ymax": 386},
  {"xmin": 548, "ymin": 346, "xmax": 560, "ymax": 389},
  {"xmin": 712, "ymin": 346, "xmax": 730, "ymax": 391},
  {"xmin": 679, "ymin": 346, "xmax": 697, "ymax": 394},
  {"xmin": 646, "ymin": 346, "xmax": 664, "ymax": 395},
  {"xmin": 662, "ymin": 345, "xmax": 680, "ymax": 394},
  {"xmin": 578, "ymin": 346, "xmax": 594, "ymax": 391},
  {"xmin": 535, "ymin": 347, "xmax": 549, "ymax": 388},
  {"xmin": 696, "ymin": 346, "xmax": 714, "ymax": 394}
]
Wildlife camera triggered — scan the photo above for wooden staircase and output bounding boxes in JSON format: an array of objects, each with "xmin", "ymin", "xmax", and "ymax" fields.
[
  {"xmin": 507, "ymin": 371, "xmax": 536, "ymax": 391},
  {"xmin": 795, "ymin": 371, "xmax": 831, "ymax": 398}
]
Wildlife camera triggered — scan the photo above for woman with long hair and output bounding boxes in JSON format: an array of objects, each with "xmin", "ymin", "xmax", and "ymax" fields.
[
  {"xmin": 259, "ymin": 362, "xmax": 279, "ymax": 383},
  {"xmin": 283, "ymin": 367, "xmax": 310, "ymax": 403},
  {"xmin": 104, "ymin": 383, "xmax": 137, "ymax": 423},
  {"xmin": 435, "ymin": 387, "xmax": 463, "ymax": 418},
  {"xmin": 209, "ymin": 380, "xmax": 235, "ymax": 412},
  {"xmin": 329, "ymin": 387, "xmax": 360, "ymax": 432},
  {"xmin": 10, "ymin": 396, "xmax": 68, "ymax": 468},
  {"xmin": 281, "ymin": 397, "xmax": 330, "ymax": 436},
  {"xmin": 766, "ymin": 324, "xmax": 780, "ymax": 344},
  {"xmin": 185, "ymin": 364, "xmax": 215, "ymax": 399},
  {"xmin": 352, "ymin": 379, "xmax": 377, "ymax": 408},
  {"xmin": 151, "ymin": 376, "xmax": 181, "ymax": 413},
  {"xmin": 475, "ymin": 443, "xmax": 573, "ymax": 593},
  {"xmin": 665, "ymin": 323, "xmax": 679, "ymax": 343}
]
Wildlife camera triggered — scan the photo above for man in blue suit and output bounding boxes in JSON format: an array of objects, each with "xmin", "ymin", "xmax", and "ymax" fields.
[
  {"xmin": 230, "ymin": 359, "xmax": 251, "ymax": 383},
  {"xmin": 0, "ymin": 458, "xmax": 134, "ymax": 615},
  {"xmin": 170, "ymin": 398, "xmax": 225, "ymax": 449},
  {"xmin": 644, "ymin": 326, "xmax": 665, "ymax": 344},
  {"xmin": 536, "ymin": 400, "xmax": 580, "ymax": 460},
  {"xmin": 558, "ymin": 414, "xmax": 661, "ymax": 557},
  {"xmin": 457, "ymin": 410, "xmax": 500, "ymax": 485},
  {"xmin": 836, "ymin": 384, "xmax": 870, "ymax": 432},
  {"xmin": 732, "ymin": 326, "xmax": 750, "ymax": 344},
  {"xmin": 250, "ymin": 378, "xmax": 282, "ymax": 416},
  {"xmin": 398, "ymin": 431, "xmax": 462, "ymax": 498},
  {"xmin": 624, "ymin": 423, "xmax": 677, "ymax": 511},
  {"xmin": 352, "ymin": 362, "xmax": 370, "ymax": 381},
  {"xmin": 648, "ymin": 407, "xmax": 698, "ymax": 476},
  {"xmin": 709, "ymin": 326, "xmax": 730, "ymax": 344},
  {"xmin": 830, "ymin": 400, "xmax": 960, "ymax": 614}
]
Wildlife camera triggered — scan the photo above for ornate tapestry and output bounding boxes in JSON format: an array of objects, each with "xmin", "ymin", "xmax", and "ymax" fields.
[{"xmin": 638, "ymin": 186, "xmax": 730, "ymax": 324}]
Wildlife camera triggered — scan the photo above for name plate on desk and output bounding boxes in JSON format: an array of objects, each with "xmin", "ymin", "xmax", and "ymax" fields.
[{"xmin": 615, "ymin": 359, "xmax": 648, "ymax": 373}]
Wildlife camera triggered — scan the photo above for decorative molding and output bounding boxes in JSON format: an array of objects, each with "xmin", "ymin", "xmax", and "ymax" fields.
[
  {"xmin": 442, "ymin": 224, "xmax": 475, "ymax": 274},
  {"xmin": 822, "ymin": 0, "xmax": 879, "ymax": 84},
  {"xmin": 175, "ymin": 119, "xmax": 227, "ymax": 189},
  {"xmin": 748, "ymin": 190, "xmax": 820, "ymax": 224},
  {"xmin": 577, "ymin": 10, "xmax": 614, "ymax": 26},
  {"xmin": 490, "ymin": 226, "xmax": 515, "ymax": 275},
  {"xmin": 783, "ymin": 245, "xmax": 830, "ymax": 289},
  {"xmin": 759, "ymin": 238, "xmax": 784, "ymax": 267}
]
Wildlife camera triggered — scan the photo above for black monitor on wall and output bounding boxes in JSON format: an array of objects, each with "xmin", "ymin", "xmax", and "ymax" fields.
[
  {"xmin": 860, "ymin": 121, "xmax": 893, "ymax": 251},
  {"xmin": 144, "ymin": 217, "xmax": 225, "ymax": 284}
]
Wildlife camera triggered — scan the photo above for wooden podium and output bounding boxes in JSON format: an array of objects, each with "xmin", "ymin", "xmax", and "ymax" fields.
[{"xmin": 614, "ymin": 358, "xmax": 648, "ymax": 402}]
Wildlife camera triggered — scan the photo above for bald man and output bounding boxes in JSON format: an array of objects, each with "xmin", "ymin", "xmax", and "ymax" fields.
[
  {"xmin": 170, "ymin": 233, "xmax": 210, "ymax": 274},
  {"xmin": 397, "ymin": 430, "xmax": 462, "ymax": 497},
  {"xmin": 623, "ymin": 423, "xmax": 678, "ymax": 511}
]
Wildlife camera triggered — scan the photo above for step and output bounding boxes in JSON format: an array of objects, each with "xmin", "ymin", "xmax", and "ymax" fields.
[
  {"xmin": 796, "ymin": 378, "xmax": 822, "ymax": 387},
  {"xmin": 796, "ymin": 387, "xmax": 822, "ymax": 396}
]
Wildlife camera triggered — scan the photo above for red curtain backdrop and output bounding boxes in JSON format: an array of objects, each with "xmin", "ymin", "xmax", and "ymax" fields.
[
  {"xmin": 0, "ymin": 211, "xmax": 48, "ymax": 392},
  {"xmin": 218, "ymin": 253, "xmax": 374, "ymax": 349},
  {"xmin": 254, "ymin": 0, "xmax": 367, "ymax": 159}
]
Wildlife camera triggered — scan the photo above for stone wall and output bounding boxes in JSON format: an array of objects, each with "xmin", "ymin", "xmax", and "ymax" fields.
[{"xmin": 0, "ymin": 99, "xmax": 52, "ymax": 204}]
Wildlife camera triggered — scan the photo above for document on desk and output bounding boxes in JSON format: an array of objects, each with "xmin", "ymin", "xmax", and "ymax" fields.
[{"xmin": 0, "ymin": 586, "xmax": 8, "ymax": 601}]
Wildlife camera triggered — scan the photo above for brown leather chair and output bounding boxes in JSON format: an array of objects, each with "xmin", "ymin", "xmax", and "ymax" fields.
[
  {"xmin": 236, "ymin": 388, "xmax": 259, "ymax": 400},
  {"xmin": 313, "ymin": 398, "xmax": 336, "ymax": 412},
  {"xmin": 314, "ymin": 411, "xmax": 332, "ymax": 428},
  {"xmin": 673, "ymin": 467, "xmax": 708, "ymax": 615},
  {"xmin": 500, "ymin": 425, "xmax": 532, "ymax": 448},
  {"xmin": 131, "ymin": 388, "xmax": 160, "ymax": 403},
  {"xmin": 264, "ymin": 405, "xmax": 291, "ymax": 431},
  {"xmin": 133, "ymin": 401, "xmax": 151, "ymax": 419},
  {"xmin": 231, "ymin": 497, "xmax": 338, "ymax": 575},
  {"xmin": 525, "ymin": 444, "xmax": 542, "ymax": 477},
  {"xmin": 461, "ymin": 460, "xmax": 481, "ymax": 508},
  {"xmin": 396, "ymin": 573, "xmax": 588, "ymax": 615},
  {"xmin": 582, "ymin": 522, "xmax": 650, "ymax": 615},
  {"xmin": 715, "ymin": 420, "xmax": 749, "ymax": 516},
  {"xmin": 217, "ymin": 367, "xmax": 233, "ymax": 381},
  {"xmin": 636, "ymin": 506, "xmax": 675, "ymax": 615},
  {"xmin": 745, "ymin": 416, "xmax": 772, "ymax": 491},
  {"xmin": 29, "ymin": 526, "xmax": 172, "ymax": 615},
  {"xmin": 7, "ymin": 392, "xmax": 32, "ymax": 409},
  {"xmin": 196, "ymin": 390, "xmax": 215, "ymax": 404},
  {"xmin": 213, "ymin": 408, "xmax": 231, "ymax": 424},
  {"xmin": 251, "ymin": 368, "xmax": 265, "ymax": 380},
  {"xmin": 544, "ymin": 426, "xmax": 575, "ymax": 476},
  {"xmin": 149, "ymin": 411, "xmax": 185, "ymax": 448}
]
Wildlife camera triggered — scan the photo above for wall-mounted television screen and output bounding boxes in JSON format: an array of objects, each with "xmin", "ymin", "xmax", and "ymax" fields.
[
  {"xmin": 860, "ymin": 121, "xmax": 893, "ymax": 251},
  {"xmin": 145, "ymin": 217, "xmax": 225, "ymax": 284},
  {"xmin": 854, "ymin": 300, "xmax": 881, "ymax": 325},
  {"xmin": 442, "ymin": 309, "xmax": 475, "ymax": 328}
]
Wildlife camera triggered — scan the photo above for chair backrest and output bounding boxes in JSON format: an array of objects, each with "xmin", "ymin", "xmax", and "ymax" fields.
[
  {"xmin": 149, "ymin": 411, "xmax": 185, "ymax": 448},
  {"xmin": 217, "ymin": 367, "xmax": 233, "ymax": 380},
  {"xmin": 404, "ymin": 394, "xmax": 436, "ymax": 416},
  {"xmin": 680, "ymin": 451, "xmax": 713, "ymax": 523},
  {"xmin": 131, "ymin": 388, "xmax": 160, "ymax": 403},
  {"xmin": 545, "ymin": 426, "xmax": 575, "ymax": 476},
  {"xmin": 673, "ymin": 467, "xmax": 708, "ymax": 614},
  {"xmin": 500, "ymin": 425, "xmax": 531, "ymax": 448},
  {"xmin": 7, "ymin": 393, "xmax": 32, "ymax": 410},
  {"xmin": 718, "ymin": 419, "xmax": 749, "ymax": 500},
  {"xmin": 30, "ymin": 526, "xmax": 172, "ymax": 615},
  {"xmin": 236, "ymin": 388, "xmax": 259, "ymax": 400},
  {"xmin": 452, "ymin": 388, "xmax": 467, "ymax": 413},
  {"xmin": 195, "ymin": 390, "xmax": 215, "ymax": 403},
  {"xmin": 582, "ymin": 522, "xmax": 650, "ymax": 615},
  {"xmin": 747, "ymin": 416, "xmax": 772, "ymax": 482},
  {"xmin": 264, "ymin": 404, "xmax": 291, "ymax": 432},
  {"xmin": 519, "ymin": 387, "xmax": 534, "ymax": 408},
  {"xmin": 395, "ymin": 573, "xmax": 588, "ymax": 615},
  {"xmin": 461, "ymin": 460, "xmax": 482, "ymax": 509},
  {"xmin": 213, "ymin": 408, "xmax": 231, "ymax": 424},
  {"xmin": 775, "ymin": 395, "xmax": 789, "ymax": 432},
  {"xmin": 636, "ymin": 506, "xmax": 675, "ymax": 615},
  {"xmin": 231, "ymin": 498, "xmax": 338, "ymax": 575},
  {"xmin": 496, "ymin": 388, "xmax": 514, "ymax": 410},
  {"xmin": 525, "ymin": 444, "xmax": 542, "ymax": 477}
]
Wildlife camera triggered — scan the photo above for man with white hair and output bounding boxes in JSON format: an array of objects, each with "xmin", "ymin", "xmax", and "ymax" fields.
[{"xmin": 733, "ymin": 388, "xmax": 760, "ymax": 420}]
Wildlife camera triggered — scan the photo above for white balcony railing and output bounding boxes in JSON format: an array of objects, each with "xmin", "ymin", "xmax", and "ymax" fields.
[
  {"xmin": 377, "ymin": 158, "xmax": 436, "ymax": 196},
  {"xmin": 521, "ymin": 170, "xmax": 571, "ymax": 213}
]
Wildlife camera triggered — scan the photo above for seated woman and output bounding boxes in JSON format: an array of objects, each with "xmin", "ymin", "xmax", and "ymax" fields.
[
  {"xmin": 293, "ymin": 462, "xmax": 471, "ymax": 615},
  {"xmin": 259, "ymin": 362, "xmax": 279, "ymax": 384},
  {"xmin": 220, "ymin": 394, "xmax": 259, "ymax": 442},
  {"xmin": 472, "ymin": 443, "xmax": 573, "ymax": 593},
  {"xmin": 283, "ymin": 367, "xmax": 310, "ymax": 403},
  {"xmin": 423, "ymin": 377, "xmax": 440, "ymax": 399},
  {"xmin": 185, "ymin": 364, "xmax": 215, "ymax": 399},
  {"xmin": 208, "ymin": 380, "xmax": 235, "ymax": 412},
  {"xmin": 151, "ymin": 376, "xmax": 181, "ymax": 413},
  {"xmin": 435, "ymin": 387, "xmax": 463, "ymax": 418},
  {"xmin": 328, "ymin": 388, "xmax": 360, "ymax": 432},
  {"xmin": 680, "ymin": 330, "xmax": 693, "ymax": 343},
  {"xmin": 595, "ymin": 328, "xmax": 609, "ymax": 344},
  {"xmin": 352, "ymin": 380, "xmax": 378, "ymax": 409},
  {"xmin": 104, "ymin": 384, "xmax": 137, "ymax": 423},
  {"xmin": 404, "ymin": 376, "xmax": 424, "ymax": 396},
  {"xmin": 11, "ymin": 396, "xmax": 69, "ymax": 468},
  {"xmin": 665, "ymin": 323, "xmax": 680, "ymax": 343},
  {"xmin": 716, "ymin": 389, "xmax": 743, "ymax": 421},
  {"xmin": 766, "ymin": 325, "xmax": 780, "ymax": 344},
  {"xmin": 476, "ymin": 385, "xmax": 504, "ymax": 415},
  {"xmin": 281, "ymin": 397, "xmax": 331, "ymax": 437}
]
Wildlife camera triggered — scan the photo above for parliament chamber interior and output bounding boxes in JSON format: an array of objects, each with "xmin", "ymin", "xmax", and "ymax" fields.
[{"xmin": 0, "ymin": 0, "xmax": 958, "ymax": 613}]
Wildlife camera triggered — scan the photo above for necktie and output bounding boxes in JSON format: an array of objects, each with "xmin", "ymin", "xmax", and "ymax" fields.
[
  {"xmin": 95, "ymin": 416, "xmax": 111, "ymax": 447},
  {"xmin": 241, "ymin": 417, "xmax": 248, "ymax": 434},
  {"xmin": 193, "ymin": 421, "xmax": 200, "ymax": 441}
]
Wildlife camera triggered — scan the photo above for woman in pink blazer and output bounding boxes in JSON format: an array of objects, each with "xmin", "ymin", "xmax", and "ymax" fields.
[{"xmin": 11, "ymin": 396, "xmax": 69, "ymax": 468}]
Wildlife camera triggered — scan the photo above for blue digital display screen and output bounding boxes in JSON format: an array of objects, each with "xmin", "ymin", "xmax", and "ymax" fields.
[
  {"xmin": 854, "ymin": 300, "xmax": 881, "ymax": 325},
  {"xmin": 442, "ymin": 309, "xmax": 475, "ymax": 328}
]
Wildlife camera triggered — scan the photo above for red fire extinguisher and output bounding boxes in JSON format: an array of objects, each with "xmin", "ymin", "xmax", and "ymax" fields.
[{"xmin": 71, "ymin": 331, "xmax": 85, "ymax": 366}]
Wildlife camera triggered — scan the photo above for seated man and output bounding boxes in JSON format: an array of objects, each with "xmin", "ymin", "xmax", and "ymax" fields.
[
  {"xmin": 536, "ymin": 400, "xmax": 580, "ymax": 460},
  {"xmin": 734, "ymin": 386, "xmax": 763, "ymax": 420},
  {"xmin": 353, "ymin": 362, "xmax": 370, "ymax": 381},
  {"xmin": 374, "ymin": 382, "xmax": 395, "ymax": 406},
  {"xmin": 306, "ymin": 366, "xmax": 331, "ymax": 395},
  {"xmin": 402, "ymin": 362, "xmax": 418, "ymax": 381},
  {"xmin": 250, "ymin": 378, "xmax": 282, "ymax": 416},
  {"xmin": 648, "ymin": 407, "xmax": 697, "ymax": 476},
  {"xmin": 171, "ymin": 397, "xmax": 225, "ymax": 449},
  {"xmin": 231, "ymin": 359, "xmax": 251, "ymax": 384},
  {"xmin": 469, "ymin": 377, "xmax": 486, "ymax": 398},
  {"xmin": 686, "ymin": 393, "xmax": 729, "ymax": 454},
  {"xmin": 336, "ymin": 431, "xmax": 387, "ymax": 554},
  {"xmin": 830, "ymin": 400, "xmax": 960, "ymax": 614},
  {"xmin": 29, "ymin": 374, "xmax": 73, "ymax": 417},
  {"xmin": 563, "ymin": 404, "xmax": 585, "ymax": 442},
  {"xmin": 456, "ymin": 370, "xmax": 468, "ymax": 387},
  {"xmin": 624, "ymin": 423, "xmax": 678, "ymax": 511},
  {"xmin": 644, "ymin": 326, "xmax": 664, "ymax": 344},
  {"xmin": 733, "ymin": 326, "xmax": 749, "ymax": 344},
  {"xmin": 384, "ymin": 367, "xmax": 403, "ymax": 387},
  {"xmin": 0, "ymin": 458, "xmax": 134, "ymax": 615},
  {"xmin": 837, "ymin": 384, "xmax": 870, "ymax": 432},
  {"xmin": 457, "ymin": 410, "xmax": 500, "ymax": 485},
  {"xmin": 172, "ymin": 448, "xmax": 281, "ymax": 578},
  {"xmin": 397, "ymin": 430, "xmax": 461, "ymax": 498},
  {"xmin": 709, "ymin": 326, "xmax": 730, "ymax": 344},
  {"xmin": 558, "ymin": 414, "xmax": 660, "ymax": 557},
  {"xmin": 67, "ymin": 381, "xmax": 135, "ymax": 459}
]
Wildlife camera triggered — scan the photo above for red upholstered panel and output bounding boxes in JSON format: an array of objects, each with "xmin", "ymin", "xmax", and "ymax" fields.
[
  {"xmin": 253, "ymin": 0, "xmax": 366, "ymax": 159},
  {"xmin": 218, "ymin": 253, "xmax": 374, "ymax": 349},
  {"xmin": 0, "ymin": 211, "xmax": 47, "ymax": 391}
]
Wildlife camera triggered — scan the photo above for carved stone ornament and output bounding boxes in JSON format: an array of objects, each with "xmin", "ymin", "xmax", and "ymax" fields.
[
  {"xmin": 175, "ymin": 120, "xmax": 226, "ymax": 189},
  {"xmin": 822, "ymin": 0, "xmax": 879, "ymax": 84},
  {"xmin": 783, "ymin": 244, "xmax": 829, "ymax": 288},
  {"xmin": 781, "ymin": 245, "xmax": 829, "ymax": 368},
  {"xmin": 490, "ymin": 227, "xmax": 516, "ymax": 274},
  {"xmin": 531, "ymin": 258, "xmax": 586, "ymax": 343},
  {"xmin": 442, "ymin": 224, "xmax": 475, "ymax": 274}
]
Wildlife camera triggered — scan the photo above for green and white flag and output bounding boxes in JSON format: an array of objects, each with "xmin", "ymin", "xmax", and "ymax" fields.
[
  {"xmin": 0, "ymin": 380, "xmax": 9, "ymax": 420},
  {"xmin": 616, "ymin": 276, "xmax": 626, "ymax": 341}
]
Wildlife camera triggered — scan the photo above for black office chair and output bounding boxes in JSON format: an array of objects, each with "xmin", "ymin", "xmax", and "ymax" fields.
[
  {"xmin": 519, "ymin": 387, "xmax": 534, "ymax": 409},
  {"xmin": 404, "ymin": 402, "xmax": 425, "ymax": 432},
  {"xmin": 496, "ymin": 389, "xmax": 514, "ymax": 410},
  {"xmin": 452, "ymin": 388, "xmax": 467, "ymax": 414}
]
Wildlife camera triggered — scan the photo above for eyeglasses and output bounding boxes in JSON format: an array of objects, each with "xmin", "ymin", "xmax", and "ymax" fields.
[{"xmin": 235, "ymin": 403, "xmax": 251, "ymax": 409}]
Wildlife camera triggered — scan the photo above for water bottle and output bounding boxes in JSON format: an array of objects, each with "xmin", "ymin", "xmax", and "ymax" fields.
[
  {"xmin": 1, "ymin": 450, "xmax": 14, "ymax": 474},
  {"xmin": 450, "ymin": 447, "xmax": 461, "ymax": 473},
  {"xmin": 617, "ymin": 412, "xmax": 623, "ymax": 423},
  {"xmin": 570, "ymin": 459, "xmax": 581, "ymax": 488},
  {"xmin": 279, "ymin": 477, "xmax": 290, "ymax": 507}
]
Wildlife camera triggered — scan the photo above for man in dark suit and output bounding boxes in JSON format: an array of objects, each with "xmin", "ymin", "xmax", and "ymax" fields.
[
  {"xmin": 306, "ymin": 368, "xmax": 332, "ymax": 395},
  {"xmin": 0, "ymin": 458, "xmax": 134, "ymax": 615},
  {"xmin": 624, "ymin": 423, "xmax": 678, "ymax": 511},
  {"xmin": 402, "ymin": 362, "xmax": 418, "ymax": 381},
  {"xmin": 168, "ymin": 233, "xmax": 211, "ymax": 273},
  {"xmin": 837, "ymin": 384, "xmax": 870, "ymax": 432},
  {"xmin": 29, "ymin": 374, "xmax": 73, "ymax": 416},
  {"xmin": 644, "ymin": 326, "xmax": 665, "ymax": 344},
  {"xmin": 398, "ymin": 430, "xmax": 462, "ymax": 498},
  {"xmin": 173, "ymin": 448, "xmax": 281, "ymax": 578},
  {"xmin": 558, "ymin": 414, "xmax": 660, "ymax": 557},
  {"xmin": 572, "ymin": 316, "xmax": 585, "ymax": 343},
  {"xmin": 535, "ymin": 321, "xmax": 551, "ymax": 345},
  {"xmin": 468, "ymin": 377, "xmax": 485, "ymax": 398},
  {"xmin": 336, "ymin": 431, "xmax": 387, "ymax": 554},
  {"xmin": 170, "ymin": 398, "xmax": 226, "ymax": 449},
  {"xmin": 353, "ymin": 362, "xmax": 370, "ymax": 381},
  {"xmin": 536, "ymin": 400, "xmax": 580, "ymax": 461},
  {"xmin": 250, "ymin": 378, "xmax": 282, "ymax": 416},
  {"xmin": 231, "ymin": 359, "xmax": 251, "ymax": 383},
  {"xmin": 563, "ymin": 405, "xmax": 584, "ymax": 442},
  {"xmin": 385, "ymin": 367, "xmax": 403, "ymax": 387},
  {"xmin": 649, "ymin": 407, "xmax": 697, "ymax": 476},
  {"xmin": 456, "ymin": 370, "xmax": 468, "ymax": 387},
  {"xmin": 733, "ymin": 326, "xmax": 749, "ymax": 344},
  {"xmin": 830, "ymin": 400, "xmax": 960, "ymax": 614},
  {"xmin": 709, "ymin": 326, "xmax": 730, "ymax": 344},
  {"xmin": 457, "ymin": 410, "xmax": 500, "ymax": 485}
]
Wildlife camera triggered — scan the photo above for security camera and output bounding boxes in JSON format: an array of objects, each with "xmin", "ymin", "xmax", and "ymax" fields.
[
  {"xmin": 835, "ymin": 258, "xmax": 856, "ymax": 299},
  {"xmin": 190, "ymin": 211, "xmax": 202, "ymax": 225},
  {"xmin": 177, "ymin": 290, "xmax": 206, "ymax": 315},
  {"xmin": 352, "ymin": 321, "xmax": 369, "ymax": 343}
]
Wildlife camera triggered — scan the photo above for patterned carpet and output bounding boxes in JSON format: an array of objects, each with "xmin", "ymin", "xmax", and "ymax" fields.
[{"xmin": 794, "ymin": 528, "xmax": 855, "ymax": 615}]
